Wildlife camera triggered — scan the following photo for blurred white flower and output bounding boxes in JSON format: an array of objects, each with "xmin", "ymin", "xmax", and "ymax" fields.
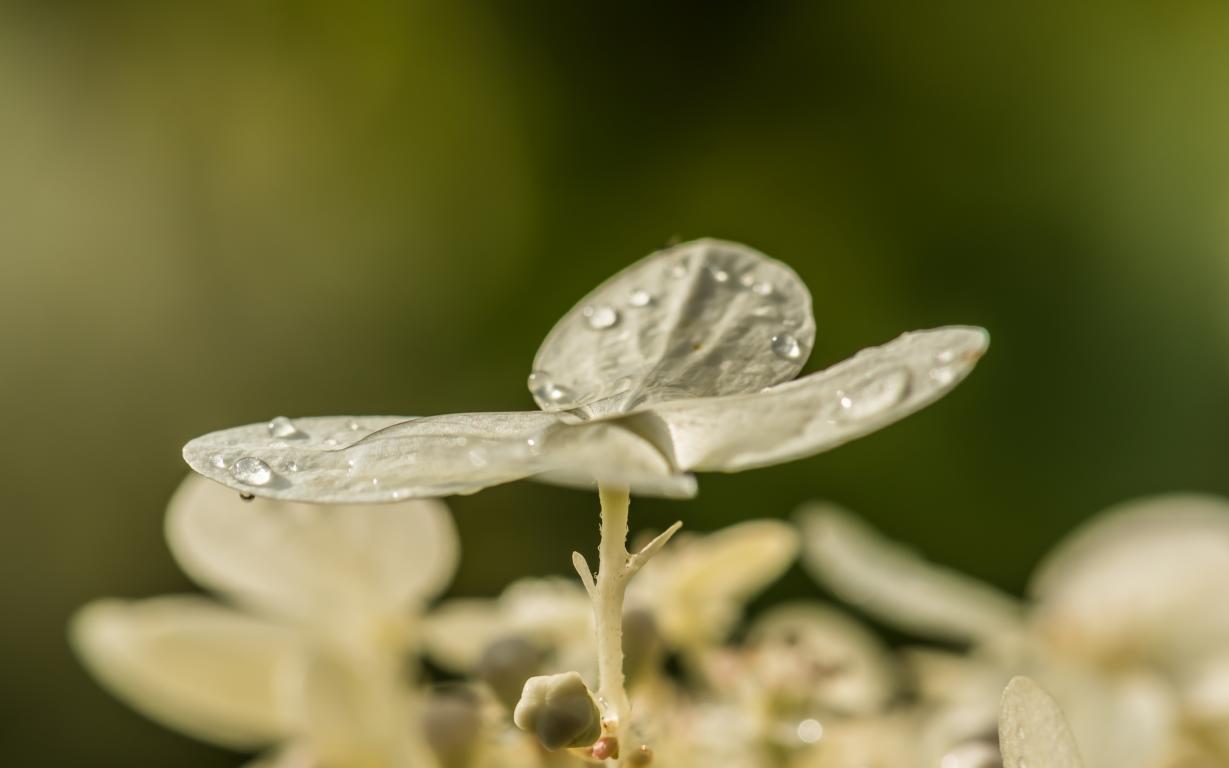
[
  {"xmin": 71, "ymin": 475, "xmax": 459, "ymax": 768},
  {"xmin": 182, "ymin": 238, "xmax": 988, "ymax": 503},
  {"xmin": 800, "ymin": 495, "xmax": 1229, "ymax": 768}
]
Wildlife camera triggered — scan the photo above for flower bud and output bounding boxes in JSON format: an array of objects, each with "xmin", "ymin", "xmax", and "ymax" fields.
[
  {"xmin": 512, "ymin": 671, "xmax": 601, "ymax": 751},
  {"xmin": 476, "ymin": 635, "xmax": 543, "ymax": 710}
]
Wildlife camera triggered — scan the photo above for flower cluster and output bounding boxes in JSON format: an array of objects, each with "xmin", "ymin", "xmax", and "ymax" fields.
[{"xmin": 69, "ymin": 239, "xmax": 1217, "ymax": 767}]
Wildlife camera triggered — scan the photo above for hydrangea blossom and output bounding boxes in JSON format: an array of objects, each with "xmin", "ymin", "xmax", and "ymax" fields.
[
  {"xmin": 800, "ymin": 495, "xmax": 1229, "ymax": 768},
  {"xmin": 180, "ymin": 238, "xmax": 988, "ymax": 762},
  {"xmin": 71, "ymin": 475, "xmax": 458, "ymax": 768}
]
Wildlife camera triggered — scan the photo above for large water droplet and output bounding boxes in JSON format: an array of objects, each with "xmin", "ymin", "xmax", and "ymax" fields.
[
  {"xmin": 528, "ymin": 371, "xmax": 575, "ymax": 406},
  {"xmin": 832, "ymin": 368, "xmax": 911, "ymax": 423},
  {"xmin": 583, "ymin": 305, "xmax": 620, "ymax": 330},
  {"xmin": 628, "ymin": 289, "xmax": 652, "ymax": 307},
  {"xmin": 231, "ymin": 457, "xmax": 273, "ymax": 486},
  {"xmin": 771, "ymin": 333, "xmax": 803, "ymax": 360},
  {"xmin": 266, "ymin": 416, "xmax": 304, "ymax": 439}
]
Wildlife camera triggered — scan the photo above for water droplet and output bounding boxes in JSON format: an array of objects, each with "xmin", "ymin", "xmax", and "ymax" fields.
[
  {"xmin": 209, "ymin": 454, "xmax": 226, "ymax": 469},
  {"xmin": 707, "ymin": 266, "xmax": 730, "ymax": 283},
  {"xmin": 832, "ymin": 368, "xmax": 911, "ymax": 422},
  {"xmin": 468, "ymin": 448, "xmax": 489, "ymax": 468},
  {"xmin": 771, "ymin": 333, "xmax": 803, "ymax": 361},
  {"xmin": 528, "ymin": 371, "xmax": 575, "ymax": 406},
  {"xmin": 347, "ymin": 419, "xmax": 362, "ymax": 431},
  {"xmin": 266, "ymin": 416, "xmax": 304, "ymax": 439},
  {"xmin": 231, "ymin": 457, "xmax": 272, "ymax": 486},
  {"xmin": 936, "ymin": 348, "xmax": 957, "ymax": 364},
  {"xmin": 929, "ymin": 366, "xmax": 956, "ymax": 385},
  {"xmin": 370, "ymin": 477, "xmax": 380, "ymax": 487},
  {"xmin": 281, "ymin": 459, "xmax": 300, "ymax": 473},
  {"xmin": 738, "ymin": 272, "xmax": 756, "ymax": 288},
  {"xmin": 796, "ymin": 719, "xmax": 824, "ymax": 744},
  {"xmin": 583, "ymin": 304, "xmax": 620, "ymax": 330},
  {"xmin": 669, "ymin": 263, "xmax": 688, "ymax": 279},
  {"xmin": 752, "ymin": 281, "xmax": 774, "ymax": 296},
  {"xmin": 324, "ymin": 438, "xmax": 339, "ymax": 447},
  {"xmin": 628, "ymin": 289, "xmax": 652, "ymax": 307},
  {"xmin": 391, "ymin": 489, "xmax": 408, "ymax": 500}
]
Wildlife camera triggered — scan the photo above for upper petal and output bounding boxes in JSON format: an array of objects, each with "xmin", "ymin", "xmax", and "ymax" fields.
[
  {"xmin": 184, "ymin": 412, "xmax": 695, "ymax": 502},
  {"xmin": 798, "ymin": 503, "xmax": 1024, "ymax": 644},
  {"xmin": 530, "ymin": 239, "xmax": 816, "ymax": 418},
  {"xmin": 166, "ymin": 474, "xmax": 459, "ymax": 626},
  {"xmin": 70, "ymin": 596, "xmax": 301, "ymax": 750},
  {"xmin": 183, "ymin": 413, "xmax": 554, "ymax": 503},
  {"xmin": 998, "ymin": 677, "xmax": 1084, "ymax": 768},
  {"xmin": 636, "ymin": 326, "xmax": 989, "ymax": 472}
]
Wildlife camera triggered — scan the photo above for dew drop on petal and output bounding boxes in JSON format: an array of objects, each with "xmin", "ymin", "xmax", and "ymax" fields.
[
  {"xmin": 266, "ymin": 416, "xmax": 304, "ymax": 439},
  {"xmin": 752, "ymin": 281, "xmax": 774, "ymax": 296},
  {"xmin": 583, "ymin": 304, "xmax": 620, "ymax": 330},
  {"xmin": 628, "ymin": 289, "xmax": 652, "ymax": 307},
  {"xmin": 209, "ymin": 454, "xmax": 226, "ymax": 469},
  {"xmin": 669, "ymin": 263, "xmax": 688, "ymax": 279},
  {"xmin": 347, "ymin": 419, "xmax": 362, "ymax": 431},
  {"xmin": 929, "ymin": 366, "xmax": 956, "ymax": 385},
  {"xmin": 529, "ymin": 370, "xmax": 575, "ymax": 406},
  {"xmin": 771, "ymin": 333, "xmax": 803, "ymax": 361},
  {"xmin": 738, "ymin": 272, "xmax": 757, "ymax": 288},
  {"xmin": 231, "ymin": 457, "xmax": 273, "ymax": 486},
  {"xmin": 834, "ymin": 368, "xmax": 911, "ymax": 422},
  {"xmin": 281, "ymin": 459, "xmax": 300, "ymax": 473},
  {"xmin": 707, "ymin": 266, "xmax": 730, "ymax": 283},
  {"xmin": 391, "ymin": 489, "xmax": 408, "ymax": 500}
]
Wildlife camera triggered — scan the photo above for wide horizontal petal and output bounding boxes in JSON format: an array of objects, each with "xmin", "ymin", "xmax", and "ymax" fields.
[
  {"xmin": 798, "ymin": 504, "xmax": 1024, "ymax": 644},
  {"xmin": 999, "ymin": 677, "xmax": 1084, "ymax": 768},
  {"xmin": 166, "ymin": 475, "xmax": 458, "ymax": 626},
  {"xmin": 631, "ymin": 519, "xmax": 798, "ymax": 649},
  {"xmin": 1030, "ymin": 494, "xmax": 1229, "ymax": 663},
  {"xmin": 184, "ymin": 412, "xmax": 695, "ymax": 502},
  {"xmin": 636, "ymin": 326, "xmax": 989, "ymax": 472},
  {"xmin": 530, "ymin": 239, "xmax": 816, "ymax": 419},
  {"xmin": 70, "ymin": 596, "xmax": 301, "ymax": 750}
]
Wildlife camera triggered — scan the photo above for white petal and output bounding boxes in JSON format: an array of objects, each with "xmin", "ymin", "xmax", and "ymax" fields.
[
  {"xmin": 183, "ymin": 413, "xmax": 553, "ymax": 503},
  {"xmin": 70, "ymin": 597, "xmax": 301, "ymax": 750},
  {"xmin": 638, "ymin": 326, "xmax": 989, "ymax": 472},
  {"xmin": 1030, "ymin": 494, "xmax": 1229, "ymax": 663},
  {"xmin": 746, "ymin": 602, "xmax": 897, "ymax": 715},
  {"xmin": 530, "ymin": 239, "xmax": 816, "ymax": 418},
  {"xmin": 166, "ymin": 475, "xmax": 458, "ymax": 626},
  {"xmin": 421, "ymin": 599, "xmax": 507, "ymax": 672},
  {"xmin": 631, "ymin": 520, "xmax": 798, "ymax": 649},
  {"xmin": 999, "ymin": 677, "xmax": 1084, "ymax": 768},
  {"xmin": 798, "ymin": 504, "xmax": 1023, "ymax": 643},
  {"xmin": 184, "ymin": 412, "xmax": 695, "ymax": 502}
]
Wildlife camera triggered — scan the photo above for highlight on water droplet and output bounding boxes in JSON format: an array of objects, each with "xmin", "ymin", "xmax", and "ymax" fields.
[
  {"xmin": 528, "ymin": 371, "xmax": 575, "ymax": 406},
  {"xmin": 346, "ymin": 419, "xmax": 362, "ymax": 431},
  {"xmin": 771, "ymin": 333, "xmax": 803, "ymax": 361},
  {"xmin": 628, "ymin": 289, "xmax": 652, "ymax": 307},
  {"xmin": 707, "ymin": 266, "xmax": 730, "ymax": 283},
  {"xmin": 582, "ymin": 304, "xmax": 620, "ymax": 330},
  {"xmin": 231, "ymin": 457, "xmax": 273, "ymax": 487},
  {"xmin": 266, "ymin": 416, "xmax": 304, "ymax": 440},
  {"xmin": 832, "ymin": 368, "xmax": 911, "ymax": 423}
]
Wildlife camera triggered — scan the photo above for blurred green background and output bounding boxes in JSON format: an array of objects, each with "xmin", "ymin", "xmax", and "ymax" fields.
[{"xmin": 3, "ymin": 1, "xmax": 1228, "ymax": 764}]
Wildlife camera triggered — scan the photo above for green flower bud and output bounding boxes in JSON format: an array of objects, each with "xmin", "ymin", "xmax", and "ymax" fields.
[{"xmin": 512, "ymin": 671, "xmax": 601, "ymax": 751}]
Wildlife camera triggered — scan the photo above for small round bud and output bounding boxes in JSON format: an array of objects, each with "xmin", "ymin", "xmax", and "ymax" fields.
[
  {"xmin": 476, "ymin": 635, "xmax": 543, "ymax": 710},
  {"xmin": 513, "ymin": 671, "xmax": 601, "ymax": 751}
]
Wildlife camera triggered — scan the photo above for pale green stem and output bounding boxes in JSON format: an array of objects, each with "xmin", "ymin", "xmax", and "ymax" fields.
[{"xmin": 595, "ymin": 483, "xmax": 632, "ymax": 765}]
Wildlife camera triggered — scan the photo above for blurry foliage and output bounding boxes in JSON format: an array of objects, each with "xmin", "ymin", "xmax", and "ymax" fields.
[{"xmin": 1, "ymin": 1, "xmax": 1227, "ymax": 765}]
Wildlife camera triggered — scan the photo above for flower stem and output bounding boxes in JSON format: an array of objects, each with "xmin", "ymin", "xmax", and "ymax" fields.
[{"xmin": 595, "ymin": 483, "xmax": 632, "ymax": 765}]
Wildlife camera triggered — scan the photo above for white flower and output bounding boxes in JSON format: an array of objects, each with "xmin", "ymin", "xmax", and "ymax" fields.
[
  {"xmin": 181, "ymin": 239, "xmax": 988, "ymax": 503},
  {"xmin": 71, "ymin": 475, "xmax": 459, "ymax": 768},
  {"xmin": 799, "ymin": 496, "xmax": 1229, "ymax": 768}
]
